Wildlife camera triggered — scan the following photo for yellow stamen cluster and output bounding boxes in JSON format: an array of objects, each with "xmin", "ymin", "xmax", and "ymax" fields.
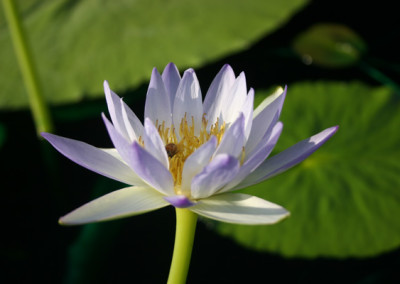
[{"xmin": 156, "ymin": 114, "xmax": 225, "ymax": 188}]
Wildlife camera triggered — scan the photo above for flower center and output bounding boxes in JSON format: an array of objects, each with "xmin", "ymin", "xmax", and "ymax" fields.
[{"xmin": 156, "ymin": 114, "xmax": 225, "ymax": 189}]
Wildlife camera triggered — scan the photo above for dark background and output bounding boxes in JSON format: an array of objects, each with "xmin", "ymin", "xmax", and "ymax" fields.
[{"xmin": 2, "ymin": 0, "xmax": 399, "ymax": 283}]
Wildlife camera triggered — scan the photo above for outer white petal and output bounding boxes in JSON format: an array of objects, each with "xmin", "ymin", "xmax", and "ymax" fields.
[
  {"xmin": 214, "ymin": 113, "xmax": 245, "ymax": 158},
  {"xmin": 145, "ymin": 68, "xmax": 172, "ymax": 127},
  {"xmin": 143, "ymin": 118, "xmax": 169, "ymax": 169},
  {"xmin": 191, "ymin": 154, "xmax": 239, "ymax": 199},
  {"xmin": 120, "ymin": 98, "xmax": 143, "ymax": 142},
  {"xmin": 41, "ymin": 132, "xmax": 139, "ymax": 185},
  {"xmin": 181, "ymin": 136, "xmax": 217, "ymax": 196},
  {"xmin": 245, "ymin": 86, "xmax": 286, "ymax": 155},
  {"xmin": 173, "ymin": 69, "xmax": 203, "ymax": 136},
  {"xmin": 203, "ymin": 65, "xmax": 235, "ymax": 128},
  {"xmin": 59, "ymin": 186, "xmax": 169, "ymax": 225},
  {"xmin": 162, "ymin": 62, "xmax": 181, "ymax": 108},
  {"xmin": 221, "ymin": 72, "xmax": 247, "ymax": 124},
  {"xmin": 191, "ymin": 193, "xmax": 289, "ymax": 225},
  {"xmin": 104, "ymin": 81, "xmax": 129, "ymax": 139},
  {"xmin": 237, "ymin": 126, "xmax": 339, "ymax": 189}
]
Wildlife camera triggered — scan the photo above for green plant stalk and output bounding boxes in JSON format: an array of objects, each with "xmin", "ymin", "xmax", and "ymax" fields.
[
  {"xmin": 359, "ymin": 60, "xmax": 400, "ymax": 96},
  {"xmin": 167, "ymin": 208, "xmax": 198, "ymax": 284},
  {"xmin": 2, "ymin": 0, "xmax": 53, "ymax": 136}
]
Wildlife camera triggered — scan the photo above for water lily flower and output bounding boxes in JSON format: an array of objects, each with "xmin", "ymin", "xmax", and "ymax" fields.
[{"xmin": 42, "ymin": 63, "xmax": 337, "ymax": 225}]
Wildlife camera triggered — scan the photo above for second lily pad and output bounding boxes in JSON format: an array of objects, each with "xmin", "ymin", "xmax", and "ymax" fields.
[{"xmin": 213, "ymin": 81, "xmax": 400, "ymax": 258}]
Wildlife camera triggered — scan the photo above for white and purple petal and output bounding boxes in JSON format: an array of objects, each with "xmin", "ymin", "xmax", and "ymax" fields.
[
  {"xmin": 103, "ymin": 115, "xmax": 173, "ymax": 192},
  {"xmin": 221, "ymin": 72, "xmax": 247, "ymax": 124},
  {"xmin": 181, "ymin": 136, "xmax": 218, "ymax": 196},
  {"xmin": 173, "ymin": 69, "xmax": 203, "ymax": 136},
  {"xmin": 241, "ymin": 88, "xmax": 254, "ymax": 141},
  {"xmin": 162, "ymin": 63, "xmax": 181, "ymax": 108},
  {"xmin": 214, "ymin": 113, "xmax": 245, "ymax": 158},
  {"xmin": 130, "ymin": 142, "xmax": 175, "ymax": 196},
  {"xmin": 104, "ymin": 81, "xmax": 130, "ymax": 140},
  {"xmin": 191, "ymin": 154, "xmax": 240, "ymax": 199},
  {"xmin": 245, "ymin": 86, "xmax": 286, "ymax": 155},
  {"xmin": 120, "ymin": 98, "xmax": 143, "ymax": 142},
  {"xmin": 41, "ymin": 132, "xmax": 140, "ymax": 185},
  {"xmin": 218, "ymin": 121, "xmax": 283, "ymax": 193},
  {"xmin": 237, "ymin": 125, "xmax": 339, "ymax": 189},
  {"xmin": 59, "ymin": 186, "xmax": 168, "ymax": 225},
  {"xmin": 203, "ymin": 64, "xmax": 236, "ymax": 128},
  {"xmin": 145, "ymin": 68, "xmax": 172, "ymax": 127},
  {"xmin": 143, "ymin": 118, "xmax": 169, "ymax": 169},
  {"xmin": 191, "ymin": 193, "xmax": 289, "ymax": 225},
  {"xmin": 164, "ymin": 195, "xmax": 195, "ymax": 208}
]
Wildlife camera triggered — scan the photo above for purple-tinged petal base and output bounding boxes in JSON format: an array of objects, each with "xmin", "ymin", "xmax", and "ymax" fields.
[{"xmin": 164, "ymin": 195, "xmax": 196, "ymax": 208}]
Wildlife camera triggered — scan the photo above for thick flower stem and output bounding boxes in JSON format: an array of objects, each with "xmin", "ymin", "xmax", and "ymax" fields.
[
  {"xmin": 2, "ymin": 0, "xmax": 53, "ymax": 136},
  {"xmin": 167, "ymin": 208, "xmax": 198, "ymax": 284}
]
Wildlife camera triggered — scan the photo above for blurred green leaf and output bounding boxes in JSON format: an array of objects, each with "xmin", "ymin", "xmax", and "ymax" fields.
[
  {"xmin": 0, "ymin": 0, "xmax": 308, "ymax": 109},
  {"xmin": 214, "ymin": 81, "xmax": 400, "ymax": 258},
  {"xmin": 292, "ymin": 23, "xmax": 367, "ymax": 68}
]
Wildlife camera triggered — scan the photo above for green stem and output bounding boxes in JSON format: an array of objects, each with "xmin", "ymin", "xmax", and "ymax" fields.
[
  {"xmin": 167, "ymin": 208, "xmax": 198, "ymax": 284},
  {"xmin": 2, "ymin": 0, "xmax": 53, "ymax": 136},
  {"xmin": 359, "ymin": 60, "xmax": 400, "ymax": 96}
]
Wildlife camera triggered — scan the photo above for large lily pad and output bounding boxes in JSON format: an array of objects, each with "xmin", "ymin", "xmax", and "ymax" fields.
[
  {"xmin": 214, "ymin": 81, "xmax": 400, "ymax": 258},
  {"xmin": 0, "ymin": 0, "xmax": 308, "ymax": 109}
]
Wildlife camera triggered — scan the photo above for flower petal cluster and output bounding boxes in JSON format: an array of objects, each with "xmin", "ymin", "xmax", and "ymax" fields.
[{"xmin": 42, "ymin": 63, "xmax": 337, "ymax": 225}]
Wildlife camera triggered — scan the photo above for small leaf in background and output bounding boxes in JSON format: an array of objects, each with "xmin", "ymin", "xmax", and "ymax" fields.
[
  {"xmin": 0, "ymin": 0, "xmax": 308, "ymax": 109},
  {"xmin": 292, "ymin": 23, "xmax": 367, "ymax": 68},
  {"xmin": 214, "ymin": 81, "xmax": 400, "ymax": 258}
]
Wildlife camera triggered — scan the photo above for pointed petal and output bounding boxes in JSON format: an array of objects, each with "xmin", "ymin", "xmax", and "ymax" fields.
[
  {"xmin": 181, "ymin": 136, "xmax": 217, "ymax": 195},
  {"xmin": 245, "ymin": 86, "xmax": 286, "ymax": 155},
  {"xmin": 59, "ymin": 186, "xmax": 169, "ymax": 225},
  {"xmin": 145, "ymin": 68, "xmax": 172, "ymax": 127},
  {"xmin": 102, "ymin": 114, "xmax": 137, "ymax": 166},
  {"xmin": 164, "ymin": 195, "xmax": 195, "ymax": 208},
  {"xmin": 162, "ymin": 63, "xmax": 181, "ymax": 108},
  {"xmin": 121, "ymin": 98, "xmax": 143, "ymax": 142},
  {"xmin": 237, "ymin": 126, "xmax": 339, "ymax": 189},
  {"xmin": 173, "ymin": 69, "xmax": 203, "ymax": 136},
  {"xmin": 102, "ymin": 115, "xmax": 155, "ymax": 187},
  {"xmin": 214, "ymin": 113, "xmax": 245, "ymax": 158},
  {"xmin": 218, "ymin": 122, "xmax": 283, "ymax": 193},
  {"xmin": 203, "ymin": 64, "xmax": 235, "ymax": 127},
  {"xmin": 104, "ymin": 81, "xmax": 129, "ymax": 139},
  {"xmin": 191, "ymin": 154, "xmax": 240, "ymax": 199},
  {"xmin": 241, "ymin": 88, "xmax": 254, "ymax": 141},
  {"xmin": 144, "ymin": 118, "xmax": 169, "ymax": 168},
  {"xmin": 222, "ymin": 72, "xmax": 247, "ymax": 124},
  {"xmin": 100, "ymin": 148, "xmax": 126, "ymax": 163},
  {"xmin": 41, "ymin": 133, "xmax": 138, "ymax": 185},
  {"xmin": 191, "ymin": 193, "xmax": 289, "ymax": 225},
  {"xmin": 131, "ymin": 142, "xmax": 175, "ymax": 196}
]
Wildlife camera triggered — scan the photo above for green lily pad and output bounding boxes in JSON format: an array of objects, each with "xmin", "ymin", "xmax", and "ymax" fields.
[
  {"xmin": 292, "ymin": 23, "xmax": 367, "ymax": 68},
  {"xmin": 0, "ymin": 0, "xmax": 308, "ymax": 109},
  {"xmin": 214, "ymin": 81, "xmax": 400, "ymax": 258}
]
